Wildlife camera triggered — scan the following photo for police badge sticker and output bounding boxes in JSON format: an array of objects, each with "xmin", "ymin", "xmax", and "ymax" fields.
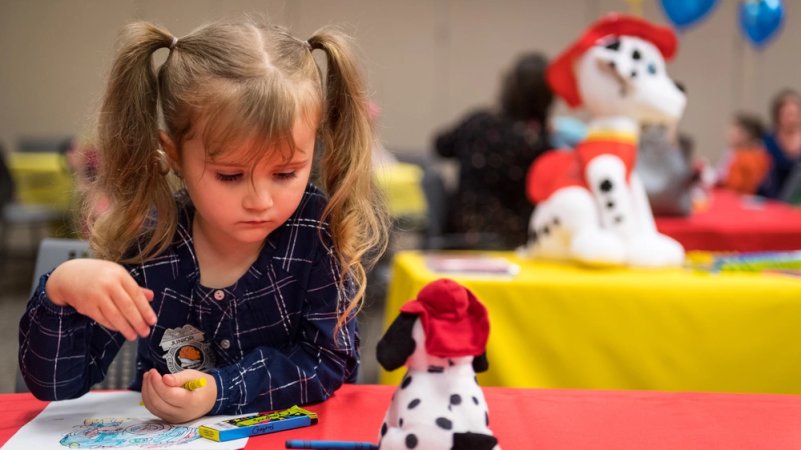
[{"xmin": 160, "ymin": 325, "xmax": 215, "ymax": 373}]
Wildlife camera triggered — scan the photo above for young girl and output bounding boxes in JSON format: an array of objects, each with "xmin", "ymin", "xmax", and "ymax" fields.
[
  {"xmin": 18, "ymin": 18, "xmax": 389, "ymax": 424},
  {"xmin": 716, "ymin": 113, "xmax": 769, "ymax": 195}
]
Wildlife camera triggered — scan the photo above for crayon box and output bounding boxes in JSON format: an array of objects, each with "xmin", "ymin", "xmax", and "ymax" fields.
[{"xmin": 198, "ymin": 405, "xmax": 318, "ymax": 442}]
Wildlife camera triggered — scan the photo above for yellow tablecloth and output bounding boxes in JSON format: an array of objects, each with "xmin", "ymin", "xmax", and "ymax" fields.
[
  {"xmin": 374, "ymin": 162, "xmax": 426, "ymax": 221},
  {"xmin": 8, "ymin": 152, "xmax": 74, "ymax": 209},
  {"xmin": 380, "ymin": 251, "xmax": 801, "ymax": 394}
]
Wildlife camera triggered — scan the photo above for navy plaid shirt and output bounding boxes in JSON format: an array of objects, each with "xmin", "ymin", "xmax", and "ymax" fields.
[{"xmin": 19, "ymin": 183, "xmax": 360, "ymax": 414}]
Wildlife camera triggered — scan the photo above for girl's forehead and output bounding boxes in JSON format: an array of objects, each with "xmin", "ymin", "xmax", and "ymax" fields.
[
  {"xmin": 208, "ymin": 139, "xmax": 310, "ymax": 165},
  {"xmin": 191, "ymin": 109, "xmax": 319, "ymax": 151},
  {"xmin": 193, "ymin": 115, "xmax": 317, "ymax": 164}
]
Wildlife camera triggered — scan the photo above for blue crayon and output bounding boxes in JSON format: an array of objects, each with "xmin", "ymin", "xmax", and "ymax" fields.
[{"xmin": 285, "ymin": 440, "xmax": 379, "ymax": 450}]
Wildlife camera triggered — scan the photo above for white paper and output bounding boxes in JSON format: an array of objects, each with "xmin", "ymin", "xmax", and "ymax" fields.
[{"xmin": 3, "ymin": 391, "xmax": 246, "ymax": 450}]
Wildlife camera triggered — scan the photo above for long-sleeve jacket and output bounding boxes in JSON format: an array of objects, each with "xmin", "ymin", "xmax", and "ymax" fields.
[{"xmin": 18, "ymin": 184, "xmax": 359, "ymax": 414}]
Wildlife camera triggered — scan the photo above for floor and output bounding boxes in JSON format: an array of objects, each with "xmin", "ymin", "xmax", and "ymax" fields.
[{"xmin": 0, "ymin": 228, "xmax": 414, "ymax": 393}]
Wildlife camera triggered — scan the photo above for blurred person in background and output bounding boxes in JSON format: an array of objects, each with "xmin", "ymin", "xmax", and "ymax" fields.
[
  {"xmin": 716, "ymin": 113, "xmax": 769, "ymax": 195},
  {"xmin": 434, "ymin": 52, "xmax": 554, "ymax": 249},
  {"xmin": 758, "ymin": 89, "xmax": 801, "ymax": 199}
]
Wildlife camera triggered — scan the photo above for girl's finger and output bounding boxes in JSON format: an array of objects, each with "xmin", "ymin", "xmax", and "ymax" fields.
[
  {"xmin": 121, "ymin": 277, "xmax": 157, "ymax": 326},
  {"xmin": 109, "ymin": 284, "xmax": 151, "ymax": 337},
  {"xmin": 147, "ymin": 369, "xmax": 185, "ymax": 409},
  {"xmin": 142, "ymin": 371, "xmax": 174, "ymax": 415},
  {"xmin": 142, "ymin": 288, "xmax": 155, "ymax": 301},
  {"xmin": 92, "ymin": 310, "xmax": 117, "ymax": 332},
  {"xmin": 97, "ymin": 298, "xmax": 137, "ymax": 341}
]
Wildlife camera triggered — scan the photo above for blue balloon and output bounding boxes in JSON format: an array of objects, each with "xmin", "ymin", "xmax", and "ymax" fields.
[
  {"xmin": 660, "ymin": 0, "xmax": 719, "ymax": 29},
  {"xmin": 739, "ymin": 0, "xmax": 785, "ymax": 48}
]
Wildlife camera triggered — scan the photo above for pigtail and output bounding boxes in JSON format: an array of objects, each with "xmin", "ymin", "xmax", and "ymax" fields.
[
  {"xmin": 92, "ymin": 22, "xmax": 177, "ymax": 263},
  {"xmin": 308, "ymin": 29, "xmax": 390, "ymax": 330}
]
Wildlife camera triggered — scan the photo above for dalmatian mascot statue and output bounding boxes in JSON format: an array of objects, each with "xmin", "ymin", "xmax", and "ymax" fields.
[
  {"xmin": 525, "ymin": 14, "xmax": 687, "ymax": 267},
  {"xmin": 376, "ymin": 279, "xmax": 500, "ymax": 450}
]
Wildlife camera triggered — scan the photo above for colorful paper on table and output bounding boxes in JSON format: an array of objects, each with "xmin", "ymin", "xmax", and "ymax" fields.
[
  {"xmin": 685, "ymin": 250, "xmax": 801, "ymax": 275},
  {"xmin": 2, "ymin": 391, "xmax": 243, "ymax": 450},
  {"xmin": 424, "ymin": 253, "xmax": 520, "ymax": 277}
]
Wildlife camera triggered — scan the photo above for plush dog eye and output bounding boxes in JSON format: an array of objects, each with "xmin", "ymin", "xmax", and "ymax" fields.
[{"xmin": 647, "ymin": 63, "xmax": 657, "ymax": 75}]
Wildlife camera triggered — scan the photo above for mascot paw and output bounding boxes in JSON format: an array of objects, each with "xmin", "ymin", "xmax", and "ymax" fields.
[
  {"xmin": 626, "ymin": 233, "xmax": 685, "ymax": 267},
  {"xmin": 570, "ymin": 229, "xmax": 627, "ymax": 266}
]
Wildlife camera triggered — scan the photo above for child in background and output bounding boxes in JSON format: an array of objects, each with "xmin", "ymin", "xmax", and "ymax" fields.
[
  {"xmin": 18, "ymin": 18, "xmax": 389, "ymax": 423},
  {"xmin": 759, "ymin": 89, "xmax": 801, "ymax": 199},
  {"xmin": 717, "ymin": 113, "xmax": 770, "ymax": 195}
]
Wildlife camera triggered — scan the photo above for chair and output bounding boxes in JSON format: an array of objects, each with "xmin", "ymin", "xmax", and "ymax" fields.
[
  {"xmin": 16, "ymin": 238, "xmax": 139, "ymax": 392},
  {"xmin": 16, "ymin": 135, "xmax": 73, "ymax": 154}
]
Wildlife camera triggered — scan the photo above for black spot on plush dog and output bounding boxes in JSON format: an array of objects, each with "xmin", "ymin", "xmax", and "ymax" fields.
[{"xmin": 376, "ymin": 279, "xmax": 500, "ymax": 450}]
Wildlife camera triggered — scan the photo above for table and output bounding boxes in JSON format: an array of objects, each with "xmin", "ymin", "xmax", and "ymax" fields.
[
  {"xmin": 655, "ymin": 189, "xmax": 801, "ymax": 252},
  {"xmin": 3, "ymin": 385, "xmax": 801, "ymax": 449},
  {"xmin": 381, "ymin": 250, "xmax": 801, "ymax": 394},
  {"xmin": 7, "ymin": 152, "xmax": 74, "ymax": 210},
  {"xmin": 374, "ymin": 161, "xmax": 427, "ymax": 222}
]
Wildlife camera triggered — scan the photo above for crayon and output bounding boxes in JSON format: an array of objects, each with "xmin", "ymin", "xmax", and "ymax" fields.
[
  {"xmin": 285, "ymin": 440, "xmax": 379, "ymax": 450},
  {"xmin": 183, "ymin": 377, "xmax": 206, "ymax": 391}
]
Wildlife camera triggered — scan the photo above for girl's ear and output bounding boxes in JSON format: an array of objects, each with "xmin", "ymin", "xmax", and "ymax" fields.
[{"xmin": 158, "ymin": 130, "xmax": 180, "ymax": 172}]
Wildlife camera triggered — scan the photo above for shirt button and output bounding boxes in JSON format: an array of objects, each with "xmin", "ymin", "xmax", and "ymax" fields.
[
  {"xmin": 220, "ymin": 339, "xmax": 231, "ymax": 350},
  {"xmin": 213, "ymin": 290, "xmax": 225, "ymax": 301}
]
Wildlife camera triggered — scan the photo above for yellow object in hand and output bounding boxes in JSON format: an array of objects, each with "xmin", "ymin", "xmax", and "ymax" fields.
[{"xmin": 183, "ymin": 378, "xmax": 206, "ymax": 391}]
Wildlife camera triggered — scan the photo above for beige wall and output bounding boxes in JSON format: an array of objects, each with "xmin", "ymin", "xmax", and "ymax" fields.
[{"xmin": 1, "ymin": 0, "xmax": 799, "ymax": 163}]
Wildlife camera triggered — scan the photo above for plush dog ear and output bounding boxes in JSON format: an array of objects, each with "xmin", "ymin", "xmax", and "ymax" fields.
[
  {"xmin": 472, "ymin": 352, "xmax": 489, "ymax": 373},
  {"xmin": 376, "ymin": 312, "xmax": 418, "ymax": 371}
]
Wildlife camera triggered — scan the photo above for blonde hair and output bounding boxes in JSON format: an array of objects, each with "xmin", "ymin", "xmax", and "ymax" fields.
[{"xmin": 92, "ymin": 18, "xmax": 389, "ymax": 329}]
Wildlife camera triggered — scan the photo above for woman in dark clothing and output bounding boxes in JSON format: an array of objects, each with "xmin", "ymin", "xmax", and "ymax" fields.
[
  {"xmin": 758, "ymin": 89, "xmax": 801, "ymax": 199},
  {"xmin": 434, "ymin": 52, "xmax": 554, "ymax": 249}
]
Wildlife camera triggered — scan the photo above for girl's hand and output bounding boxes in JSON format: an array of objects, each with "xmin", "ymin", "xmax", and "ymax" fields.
[
  {"xmin": 141, "ymin": 368, "xmax": 217, "ymax": 423},
  {"xmin": 46, "ymin": 258, "xmax": 157, "ymax": 340}
]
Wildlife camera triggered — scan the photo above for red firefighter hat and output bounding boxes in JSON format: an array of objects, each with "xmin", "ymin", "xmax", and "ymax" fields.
[
  {"xmin": 547, "ymin": 13, "xmax": 678, "ymax": 108},
  {"xmin": 400, "ymin": 279, "xmax": 489, "ymax": 358}
]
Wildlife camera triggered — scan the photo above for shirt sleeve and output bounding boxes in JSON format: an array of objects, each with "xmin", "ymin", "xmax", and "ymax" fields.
[
  {"xmin": 18, "ymin": 271, "xmax": 127, "ymax": 400},
  {"xmin": 207, "ymin": 246, "xmax": 360, "ymax": 415}
]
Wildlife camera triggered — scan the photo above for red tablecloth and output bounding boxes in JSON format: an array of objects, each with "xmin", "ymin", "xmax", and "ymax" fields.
[
  {"xmin": 4, "ymin": 384, "xmax": 801, "ymax": 449},
  {"xmin": 656, "ymin": 189, "xmax": 801, "ymax": 252}
]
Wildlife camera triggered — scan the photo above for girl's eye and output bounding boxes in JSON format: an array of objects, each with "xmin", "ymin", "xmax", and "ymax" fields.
[
  {"xmin": 216, "ymin": 173, "xmax": 243, "ymax": 182},
  {"xmin": 275, "ymin": 171, "xmax": 297, "ymax": 181}
]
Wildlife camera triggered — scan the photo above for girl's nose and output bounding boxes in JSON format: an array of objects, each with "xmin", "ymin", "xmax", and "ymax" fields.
[{"xmin": 243, "ymin": 180, "xmax": 274, "ymax": 210}]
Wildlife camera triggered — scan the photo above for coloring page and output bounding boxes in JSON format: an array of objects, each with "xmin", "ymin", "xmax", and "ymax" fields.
[{"xmin": 3, "ymin": 391, "xmax": 244, "ymax": 450}]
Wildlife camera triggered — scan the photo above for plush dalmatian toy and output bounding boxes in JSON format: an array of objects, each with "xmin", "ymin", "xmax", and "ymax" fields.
[
  {"xmin": 376, "ymin": 279, "xmax": 500, "ymax": 450},
  {"xmin": 525, "ymin": 14, "xmax": 687, "ymax": 267}
]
